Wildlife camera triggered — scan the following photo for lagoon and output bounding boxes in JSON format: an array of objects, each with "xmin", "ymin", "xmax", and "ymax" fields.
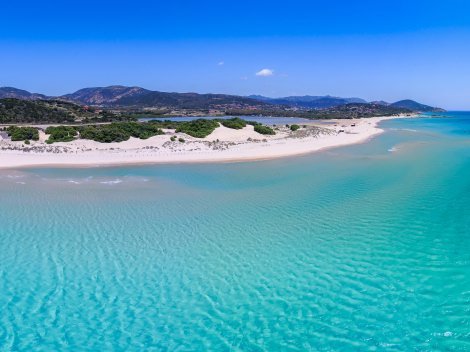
[{"xmin": 138, "ymin": 115, "xmax": 315, "ymax": 125}]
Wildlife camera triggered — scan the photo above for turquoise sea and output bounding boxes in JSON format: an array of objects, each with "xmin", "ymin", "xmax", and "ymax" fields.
[{"xmin": 0, "ymin": 113, "xmax": 469, "ymax": 351}]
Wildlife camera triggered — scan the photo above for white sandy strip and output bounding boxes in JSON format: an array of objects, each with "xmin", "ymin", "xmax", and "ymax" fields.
[{"xmin": 0, "ymin": 116, "xmax": 404, "ymax": 168}]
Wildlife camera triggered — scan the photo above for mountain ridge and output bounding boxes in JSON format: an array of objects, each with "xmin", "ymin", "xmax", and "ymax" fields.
[
  {"xmin": 0, "ymin": 87, "xmax": 49, "ymax": 100},
  {"xmin": 0, "ymin": 86, "xmax": 444, "ymax": 112},
  {"xmin": 60, "ymin": 86, "xmax": 267, "ymax": 109},
  {"xmin": 61, "ymin": 86, "xmax": 151, "ymax": 105}
]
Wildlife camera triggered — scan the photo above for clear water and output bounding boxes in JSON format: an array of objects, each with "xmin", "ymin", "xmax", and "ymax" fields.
[{"xmin": 0, "ymin": 113, "xmax": 469, "ymax": 350}]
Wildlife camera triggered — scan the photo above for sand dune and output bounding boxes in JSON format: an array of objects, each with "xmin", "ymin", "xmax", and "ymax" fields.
[{"xmin": 0, "ymin": 116, "xmax": 407, "ymax": 168}]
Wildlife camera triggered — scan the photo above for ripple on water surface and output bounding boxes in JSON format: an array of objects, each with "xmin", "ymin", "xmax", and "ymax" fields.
[{"xmin": 0, "ymin": 116, "xmax": 469, "ymax": 350}]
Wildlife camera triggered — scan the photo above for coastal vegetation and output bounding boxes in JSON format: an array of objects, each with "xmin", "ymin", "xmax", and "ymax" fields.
[
  {"xmin": 290, "ymin": 124, "xmax": 300, "ymax": 131},
  {"xmin": 175, "ymin": 119, "xmax": 219, "ymax": 138},
  {"xmin": 254, "ymin": 124, "xmax": 276, "ymax": 135},
  {"xmin": 216, "ymin": 117, "xmax": 267, "ymax": 130},
  {"xmin": 218, "ymin": 117, "xmax": 247, "ymax": 129},
  {"xmin": 171, "ymin": 118, "xmax": 276, "ymax": 137},
  {"xmin": 45, "ymin": 126, "xmax": 78, "ymax": 143},
  {"xmin": 6, "ymin": 126, "xmax": 39, "ymax": 141},
  {"xmin": 147, "ymin": 120, "xmax": 181, "ymax": 129},
  {"xmin": 3, "ymin": 118, "xmax": 278, "ymax": 144},
  {"xmin": 77, "ymin": 122, "xmax": 164, "ymax": 143},
  {"xmin": 43, "ymin": 122, "xmax": 164, "ymax": 144}
]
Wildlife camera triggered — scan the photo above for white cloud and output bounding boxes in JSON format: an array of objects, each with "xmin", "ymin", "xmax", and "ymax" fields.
[
  {"xmin": 256, "ymin": 68, "xmax": 274, "ymax": 77},
  {"xmin": 218, "ymin": 61, "xmax": 224, "ymax": 66}
]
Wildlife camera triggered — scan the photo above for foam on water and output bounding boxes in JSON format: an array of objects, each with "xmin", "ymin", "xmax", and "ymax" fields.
[
  {"xmin": 0, "ymin": 113, "xmax": 469, "ymax": 350},
  {"xmin": 99, "ymin": 179, "xmax": 124, "ymax": 185}
]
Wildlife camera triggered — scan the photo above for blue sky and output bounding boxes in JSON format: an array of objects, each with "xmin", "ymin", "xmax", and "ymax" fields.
[{"xmin": 1, "ymin": 0, "xmax": 470, "ymax": 109}]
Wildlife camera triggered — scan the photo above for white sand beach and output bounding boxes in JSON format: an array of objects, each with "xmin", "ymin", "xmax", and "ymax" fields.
[{"xmin": 0, "ymin": 116, "xmax": 407, "ymax": 168}]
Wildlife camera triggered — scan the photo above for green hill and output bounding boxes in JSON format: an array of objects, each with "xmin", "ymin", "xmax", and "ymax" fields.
[
  {"xmin": 0, "ymin": 98, "xmax": 131, "ymax": 124},
  {"xmin": 390, "ymin": 99, "xmax": 444, "ymax": 112}
]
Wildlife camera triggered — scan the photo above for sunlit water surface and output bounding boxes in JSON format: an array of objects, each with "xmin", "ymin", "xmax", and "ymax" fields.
[{"xmin": 0, "ymin": 113, "xmax": 469, "ymax": 350}]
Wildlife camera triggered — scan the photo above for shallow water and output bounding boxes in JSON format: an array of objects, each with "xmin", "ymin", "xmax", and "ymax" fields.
[{"xmin": 0, "ymin": 113, "xmax": 469, "ymax": 350}]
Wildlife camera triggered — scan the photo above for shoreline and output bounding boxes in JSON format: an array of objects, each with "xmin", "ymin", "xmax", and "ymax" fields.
[{"xmin": 0, "ymin": 115, "xmax": 411, "ymax": 169}]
